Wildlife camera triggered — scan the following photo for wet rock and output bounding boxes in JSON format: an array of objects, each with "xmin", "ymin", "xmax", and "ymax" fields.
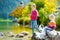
[
  {"xmin": 48, "ymin": 30, "xmax": 57, "ymax": 38},
  {"xmin": 21, "ymin": 31, "xmax": 29, "ymax": 36},
  {"xmin": 31, "ymin": 32, "xmax": 46, "ymax": 40},
  {"xmin": 8, "ymin": 32, "xmax": 15, "ymax": 37},
  {"xmin": 28, "ymin": 36, "xmax": 32, "ymax": 38},
  {"xmin": 31, "ymin": 33, "xmax": 37, "ymax": 40},
  {"xmin": 57, "ymin": 32, "xmax": 60, "ymax": 35},
  {"xmin": 9, "ymin": 34, "xmax": 15, "ymax": 37},
  {"xmin": 0, "ymin": 32, "xmax": 5, "ymax": 36},
  {"xmin": 16, "ymin": 34, "xmax": 24, "ymax": 38}
]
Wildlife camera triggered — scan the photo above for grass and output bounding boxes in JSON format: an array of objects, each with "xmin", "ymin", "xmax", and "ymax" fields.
[
  {"xmin": 56, "ymin": 27, "xmax": 60, "ymax": 31},
  {"xmin": 0, "ymin": 19, "xmax": 12, "ymax": 22}
]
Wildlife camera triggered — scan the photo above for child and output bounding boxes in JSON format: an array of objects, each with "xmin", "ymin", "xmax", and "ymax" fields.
[
  {"xmin": 45, "ymin": 14, "xmax": 56, "ymax": 36},
  {"xmin": 30, "ymin": 4, "xmax": 41, "ymax": 35}
]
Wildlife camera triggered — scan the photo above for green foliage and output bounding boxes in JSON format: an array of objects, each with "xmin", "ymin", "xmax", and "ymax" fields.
[
  {"xmin": 56, "ymin": 13, "xmax": 60, "ymax": 31},
  {"xmin": 18, "ymin": 17, "xmax": 30, "ymax": 25},
  {"xmin": 32, "ymin": 0, "xmax": 57, "ymax": 26},
  {"xmin": 33, "ymin": 0, "xmax": 45, "ymax": 10},
  {"xmin": 56, "ymin": 14, "xmax": 60, "ymax": 28},
  {"xmin": 38, "ymin": 8, "xmax": 49, "ymax": 26},
  {"xmin": 36, "ymin": 2, "xmax": 45, "ymax": 10},
  {"xmin": 11, "ymin": 0, "xmax": 58, "ymax": 26}
]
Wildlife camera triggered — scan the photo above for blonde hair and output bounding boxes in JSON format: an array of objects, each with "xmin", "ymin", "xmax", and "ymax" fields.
[
  {"xmin": 49, "ymin": 14, "xmax": 55, "ymax": 20},
  {"xmin": 31, "ymin": 4, "xmax": 36, "ymax": 8}
]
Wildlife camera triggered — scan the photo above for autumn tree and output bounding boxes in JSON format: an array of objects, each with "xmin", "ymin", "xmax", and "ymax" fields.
[
  {"xmin": 32, "ymin": 0, "xmax": 58, "ymax": 26},
  {"xmin": 10, "ymin": 0, "xmax": 58, "ymax": 26}
]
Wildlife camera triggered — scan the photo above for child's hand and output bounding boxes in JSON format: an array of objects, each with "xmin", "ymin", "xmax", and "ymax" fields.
[
  {"xmin": 54, "ymin": 25, "xmax": 56, "ymax": 29},
  {"xmin": 29, "ymin": 14, "xmax": 31, "ymax": 16}
]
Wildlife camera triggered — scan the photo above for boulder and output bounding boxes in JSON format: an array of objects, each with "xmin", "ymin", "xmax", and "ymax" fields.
[
  {"xmin": 31, "ymin": 32, "xmax": 46, "ymax": 40},
  {"xmin": 48, "ymin": 30, "xmax": 57, "ymax": 38}
]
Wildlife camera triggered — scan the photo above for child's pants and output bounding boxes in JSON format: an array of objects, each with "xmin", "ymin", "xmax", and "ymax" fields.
[
  {"xmin": 31, "ymin": 20, "xmax": 41, "ymax": 35},
  {"xmin": 44, "ymin": 27, "xmax": 52, "ymax": 35}
]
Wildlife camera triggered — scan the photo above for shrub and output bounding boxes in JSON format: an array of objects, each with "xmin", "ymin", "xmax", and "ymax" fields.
[{"xmin": 56, "ymin": 13, "xmax": 60, "ymax": 30}]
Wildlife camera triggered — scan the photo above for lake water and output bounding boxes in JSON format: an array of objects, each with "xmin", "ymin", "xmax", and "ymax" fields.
[{"xmin": 0, "ymin": 22, "xmax": 32, "ymax": 40}]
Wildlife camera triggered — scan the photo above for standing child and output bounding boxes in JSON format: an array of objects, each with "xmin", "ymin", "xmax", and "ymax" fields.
[
  {"xmin": 30, "ymin": 4, "xmax": 41, "ymax": 35},
  {"xmin": 45, "ymin": 14, "xmax": 56, "ymax": 36}
]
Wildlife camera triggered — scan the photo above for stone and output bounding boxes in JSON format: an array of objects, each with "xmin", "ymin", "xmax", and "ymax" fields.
[
  {"xmin": 16, "ymin": 34, "xmax": 24, "ymax": 38},
  {"xmin": 31, "ymin": 32, "xmax": 46, "ymax": 40},
  {"xmin": 0, "ymin": 32, "xmax": 5, "ymax": 36},
  {"xmin": 21, "ymin": 31, "xmax": 29, "ymax": 36},
  {"xmin": 48, "ymin": 30, "xmax": 57, "ymax": 38},
  {"xmin": 8, "ymin": 32, "xmax": 15, "ymax": 37},
  {"xmin": 28, "ymin": 36, "xmax": 32, "ymax": 38}
]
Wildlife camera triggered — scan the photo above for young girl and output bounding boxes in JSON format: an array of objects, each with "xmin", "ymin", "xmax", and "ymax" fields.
[
  {"xmin": 45, "ymin": 14, "xmax": 56, "ymax": 36},
  {"xmin": 30, "ymin": 4, "xmax": 41, "ymax": 35}
]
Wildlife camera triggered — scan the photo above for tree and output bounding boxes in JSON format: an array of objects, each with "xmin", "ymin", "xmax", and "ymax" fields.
[
  {"xmin": 32, "ymin": 0, "xmax": 58, "ymax": 26},
  {"xmin": 10, "ymin": 7, "xmax": 24, "ymax": 18},
  {"xmin": 10, "ymin": 4, "xmax": 31, "ymax": 26},
  {"xmin": 44, "ymin": 0, "xmax": 58, "ymax": 13},
  {"xmin": 10, "ymin": 0, "xmax": 58, "ymax": 26}
]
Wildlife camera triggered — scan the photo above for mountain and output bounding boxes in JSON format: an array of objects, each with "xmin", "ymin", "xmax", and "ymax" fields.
[{"xmin": 0, "ymin": 0, "xmax": 30, "ymax": 19}]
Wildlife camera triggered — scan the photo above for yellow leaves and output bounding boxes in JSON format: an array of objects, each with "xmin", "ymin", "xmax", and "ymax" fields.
[
  {"xmin": 51, "ymin": 8, "xmax": 55, "ymax": 11},
  {"xmin": 45, "ymin": 0, "xmax": 58, "ymax": 3},
  {"xmin": 23, "ymin": 6, "xmax": 28, "ymax": 13},
  {"xmin": 45, "ymin": 0, "xmax": 56, "ymax": 8},
  {"xmin": 45, "ymin": 7, "xmax": 56, "ymax": 13},
  {"xmin": 11, "ymin": 6, "xmax": 25, "ymax": 18},
  {"xmin": 45, "ymin": 2, "xmax": 50, "ymax": 8},
  {"xmin": 39, "ymin": 0, "xmax": 44, "ymax": 2},
  {"xmin": 44, "ymin": 0, "xmax": 57, "ymax": 13},
  {"xmin": 11, "ymin": 4, "xmax": 30, "ymax": 18},
  {"xmin": 21, "ymin": 6, "xmax": 29, "ymax": 17},
  {"xmin": 10, "ymin": 12, "xmax": 14, "ymax": 16}
]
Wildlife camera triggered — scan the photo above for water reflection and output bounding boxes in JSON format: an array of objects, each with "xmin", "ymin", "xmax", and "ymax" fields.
[{"xmin": 0, "ymin": 22, "xmax": 32, "ymax": 40}]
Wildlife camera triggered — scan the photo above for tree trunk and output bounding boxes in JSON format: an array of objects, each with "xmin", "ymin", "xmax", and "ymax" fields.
[
  {"xmin": 23, "ymin": 20, "xmax": 25, "ymax": 27},
  {"xmin": 31, "ymin": 0, "xmax": 33, "ymax": 2}
]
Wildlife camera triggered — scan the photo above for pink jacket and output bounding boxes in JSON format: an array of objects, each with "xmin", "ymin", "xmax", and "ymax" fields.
[{"xmin": 30, "ymin": 9, "xmax": 38, "ymax": 20}]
